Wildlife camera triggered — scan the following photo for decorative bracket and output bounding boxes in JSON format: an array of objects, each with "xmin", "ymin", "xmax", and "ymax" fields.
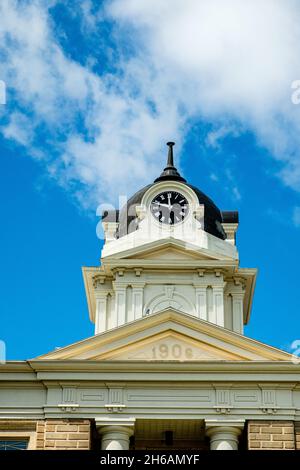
[
  {"xmin": 105, "ymin": 404, "xmax": 126, "ymax": 413},
  {"xmin": 261, "ymin": 407, "xmax": 279, "ymax": 415},
  {"xmin": 93, "ymin": 274, "xmax": 106, "ymax": 288},
  {"xmin": 214, "ymin": 407, "xmax": 232, "ymax": 415},
  {"xmin": 58, "ymin": 404, "xmax": 79, "ymax": 413}
]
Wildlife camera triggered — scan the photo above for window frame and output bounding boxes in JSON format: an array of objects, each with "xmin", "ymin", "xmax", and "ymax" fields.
[{"xmin": 0, "ymin": 430, "xmax": 36, "ymax": 450}]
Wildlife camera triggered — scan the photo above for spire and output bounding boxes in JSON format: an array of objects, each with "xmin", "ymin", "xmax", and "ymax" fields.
[
  {"xmin": 154, "ymin": 142, "xmax": 186, "ymax": 183},
  {"xmin": 166, "ymin": 141, "xmax": 175, "ymax": 167}
]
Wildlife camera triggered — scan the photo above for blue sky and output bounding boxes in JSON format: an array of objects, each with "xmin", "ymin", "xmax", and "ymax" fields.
[{"xmin": 0, "ymin": 0, "xmax": 300, "ymax": 360}]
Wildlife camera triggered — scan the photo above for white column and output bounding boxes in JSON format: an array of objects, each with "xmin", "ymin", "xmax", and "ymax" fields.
[
  {"xmin": 113, "ymin": 283, "xmax": 127, "ymax": 326},
  {"xmin": 195, "ymin": 286, "xmax": 207, "ymax": 321},
  {"xmin": 206, "ymin": 422, "xmax": 244, "ymax": 450},
  {"xmin": 232, "ymin": 292, "xmax": 245, "ymax": 334},
  {"xmin": 95, "ymin": 292, "xmax": 109, "ymax": 334},
  {"xmin": 131, "ymin": 283, "xmax": 145, "ymax": 320},
  {"xmin": 212, "ymin": 285, "xmax": 225, "ymax": 327},
  {"xmin": 99, "ymin": 425, "xmax": 134, "ymax": 450}
]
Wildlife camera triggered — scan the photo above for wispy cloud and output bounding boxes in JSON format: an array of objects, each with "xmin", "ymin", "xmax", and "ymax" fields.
[{"xmin": 1, "ymin": 0, "xmax": 300, "ymax": 209}]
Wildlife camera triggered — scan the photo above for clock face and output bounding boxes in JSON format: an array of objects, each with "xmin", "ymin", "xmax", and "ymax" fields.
[{"xmin": 150, "ymin": 191, "xmax": 189, "ymax": 225}]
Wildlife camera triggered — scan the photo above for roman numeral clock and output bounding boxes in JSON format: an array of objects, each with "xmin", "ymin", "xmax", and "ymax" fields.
[{"xmin": 150, "ymin": 191, "xmax": 189, "ymax": 225}]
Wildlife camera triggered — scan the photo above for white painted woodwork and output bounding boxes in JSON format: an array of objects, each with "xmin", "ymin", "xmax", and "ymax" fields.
[
  {"xmin": 195, "ymin": 286, "xmax": 207, "ymax": 321},
  {"xmin": 98, "ymin": 425, "xmax": 134, "ymax": 450},
  {"xmin": 232, "ymin": 292, "xmax": 245, "ymax": 334},
  {"xmin": 206, "ymin": 423, "xmax": 244, "ymax": 450}
]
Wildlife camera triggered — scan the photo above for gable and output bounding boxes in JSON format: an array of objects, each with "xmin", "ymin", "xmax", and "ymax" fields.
[
  {"xmin": 104, "ymin": 238, "xmax": 235, "ymax": 262},
  {"xmin": 35, "ymin": 309, "xmax": 292, "ymax": 362},
  {"xmin": 130, "ymin": 246, "xmax": 214, "ymax": 261},
  {"xmin": 93, "ymin": 331, "xmax": 245, "ymax": 361}
]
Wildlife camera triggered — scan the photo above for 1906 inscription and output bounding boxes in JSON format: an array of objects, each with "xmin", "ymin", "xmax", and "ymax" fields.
[{"xmin": 151, "ymin": 343, "xmax": 194, "ymax": 360}]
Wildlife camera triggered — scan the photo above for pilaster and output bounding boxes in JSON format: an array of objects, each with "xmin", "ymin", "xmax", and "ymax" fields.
[
  {"xmin": 211, "ymin": 274, "xmax": 226, "ymax": 327},
  {"xmin": 231, "ymin": 279, "xmax": 246, "ymax": 334},
  {"xmin": 113, "ymin": 282, "xmax": 128, "ymax": 327},
  {"xmin": 131, "ymin": 282, "xmax": 145, "ymax": 321},
  {"xmin": 95, "ymin": 290, "xmax": 111, "ymax": 334}
]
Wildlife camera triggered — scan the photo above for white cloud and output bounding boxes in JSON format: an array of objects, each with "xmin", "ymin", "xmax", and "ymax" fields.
[
  {"xmin": 1, "ymin": 112, "xmax": 34, "ymax": 146},
  {"xmin": 109, "ymin": 0, "xmax": 300, "ymax": 190},
  {"xmin": 1, "ymin": 0, "xmax": 300, "ymax": 211}
]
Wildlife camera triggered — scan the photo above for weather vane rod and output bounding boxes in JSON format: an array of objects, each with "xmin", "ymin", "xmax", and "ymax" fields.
[{"xmin": 166, "ymin": 142, "xmax": 175, "ymax": 168}]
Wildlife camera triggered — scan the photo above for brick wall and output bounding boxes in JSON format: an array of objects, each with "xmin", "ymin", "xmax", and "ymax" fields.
[
  {"xmin": 36, "ymin": 419, "xmax": 91, "ymax": 450},
  {"xmin": 248, "ymin": 421, "xmax": 295, "ymax": 450},
  {"xmin": 295, "ymin": 423, "xmax": 300, "ymax": 450}
]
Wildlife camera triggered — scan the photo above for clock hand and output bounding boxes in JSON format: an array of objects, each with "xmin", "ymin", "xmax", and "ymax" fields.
[{"xmin": 156, "ymin": 203, "xmax": 173, "ymax": 209}]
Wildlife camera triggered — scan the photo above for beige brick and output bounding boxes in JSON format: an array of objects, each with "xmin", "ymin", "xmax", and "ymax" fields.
[
  {"xmin": 257, "ymin": 433, "xmax": 271, "ymax": 441},
  {"xmin": 56, "ymin": 425, "xmax": 78, "ymax": 432},
  {"xmin": 45, "ymin": 440, "xmax": 55, "ymax": 447},
  {"xmin": 36, "ymin": 440, "xmax": 44, "ymax": 449},
  {"xmin": 254, "ymin": 422, "xmax": 272, "ymax": 427},
  {"xmin": 271, "ymin": 421, "xmax": 290, "ymax": 426},
  {"xmin": 45, "ymin": 432, "xmax": 68, "ymax": 440},
  {"xmin": 45, "ymin": 424, "xmax": 56, "ymax": 432},
  {"xmin": 262, "ymin": 441, "xmax": 283, "ymax": 449},
  {"xmin": 249, "ymin": 441, "xmax": 261, "ymax": 449},
  {"xmin": 267, "ymin": 427, "xmax": 284, "ymax": 434},
  {"xmin": 249, "ymin": 426, "xmax": 260, "ymax": 433},
  {"xmin": 79, "ymin": 425, "xmax": 90, "ymax": 432},
  {"xmin": 283, "ymin": 427, "xmax": 294, "ymax": 434},
  {"xmin": 68, "ymin": 433, "xmax": 90, "ymax": 440},
  {"xmin": 65, "ymin": 420, "xmax": 87, "ymax": 425},
  {"xmin": 260, "ymin": 427, "xmax": 276, "ymax": 434},
  {"xmin": 55, "ymin": 441, "xmax": 77, "ymax": 448},
  {"xmin": 284, "ymin": 442, "xmax": 295, "ymax": 450},
  {"xmin": 45, "ymin": 420, "xmax": 64, "ymax": 424},
  {"xmin": 273, "ymin": 434, "xmax": 294, "ymax": 441},
  {"xmin": 78, "ymin": 441, "xmax": 90, "ymax": 449}
]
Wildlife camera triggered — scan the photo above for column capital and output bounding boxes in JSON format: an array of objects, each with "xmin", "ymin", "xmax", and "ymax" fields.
[
  {"xmin": 211, "ymin": 282, "xmax": 226, "ymax": 290},
  {"xmin": 112, "ymin": 281, "xmax": 128, "ymax": 290},
  {"xmin": 231, "ymin": 290, "xmax": 245, "ymax": 299},
  {"xmin": 96, "ymin": 419, "xmax": 135, "ymax": 451},
  {"xmin": 205, "ymin": 419, "xmax": 245, "ymax": 430},
  {"xmin": 205, "ymin": 420, "xmax": 245, "ymax": 450},
  {"xmin": 131, "ymin": 282, "xmax": 146, "ymax": 289},
  {"xmin": 95, "ymin": 289, "xmax": 112, "ymax": 298},
  {"xmin": 97, "ymin": 425, "xmax": 134, "ymax": 437}
]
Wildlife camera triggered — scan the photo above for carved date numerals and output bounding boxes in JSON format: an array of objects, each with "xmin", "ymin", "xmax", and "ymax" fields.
[{"xmin": 151, "ymin": 343, "xmax": 193, "ymax": 360}]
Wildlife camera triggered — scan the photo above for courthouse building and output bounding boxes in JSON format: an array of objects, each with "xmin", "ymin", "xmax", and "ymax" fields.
[{"xmin": 0, "ymin": 142, "xmax": 300, "ymax": 451}]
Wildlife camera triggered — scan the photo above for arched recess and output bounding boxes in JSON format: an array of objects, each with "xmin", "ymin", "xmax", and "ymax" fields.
[{"xmin": 144, "ymin": 286, "xmax": 195, "ymax": 316}]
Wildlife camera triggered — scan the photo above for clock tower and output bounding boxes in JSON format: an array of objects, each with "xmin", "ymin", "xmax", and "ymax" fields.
[
  {"xmin": 0, "ymin": 140, "xmax": 297, "ymax": 453},
  {"xmin": 83, "ymin": 142, "xmax": 255, "ymax": 339}
]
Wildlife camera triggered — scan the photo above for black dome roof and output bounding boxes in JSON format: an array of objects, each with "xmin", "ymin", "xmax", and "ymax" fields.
[
  {"xmin": 103, "ymin": 143, "xmax": 238, "ymax": 240},
  {"xmin": 116, "ymin": 182, "xmax": 226, "ymax": 239}
]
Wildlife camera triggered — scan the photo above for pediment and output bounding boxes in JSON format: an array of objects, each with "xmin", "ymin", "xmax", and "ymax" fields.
[
  {"xmin": 130, "ymin": 246, "xmax": 213, "ymax": 261},
  {"xmin": 107, "ymin": 239, "xmax": 230, "ymax": 262},
  {"xmin": 94, "ymin": 331, "xmax": 242, "ymax": 361},
  {"xmin": 35, "ymin": 309, "xmax": 292, "ymax": 362}
]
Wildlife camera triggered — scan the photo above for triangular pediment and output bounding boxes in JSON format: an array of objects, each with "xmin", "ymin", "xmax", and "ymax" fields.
[
  {"xmin": 105, "ymin": 238, "xmax": 233, "ymax": 262},
  {"xmin": 131, "ymin": 246, "xmax": 213, "ymax": 261},
  {"xmin": 35, "ymin": 309, "xmax": 291, "ymax": 362}
]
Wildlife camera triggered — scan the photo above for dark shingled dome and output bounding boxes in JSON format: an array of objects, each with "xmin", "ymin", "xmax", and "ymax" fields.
[
  {"xmin": 102, "ymin": 143, "xmax": 238, "ymax": 240},
  {"xmin": 116, "ymin": 183, "xmax": 226, "ymax": 239}
]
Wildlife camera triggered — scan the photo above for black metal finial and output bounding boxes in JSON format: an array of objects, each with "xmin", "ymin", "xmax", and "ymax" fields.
[
  {"xmin": 166, "ymin": 142, "xmax": 175, "ymax": 168},
  {"xmin": 154, "ymin": 141, "xmax": 186, "ymax": 183}
]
